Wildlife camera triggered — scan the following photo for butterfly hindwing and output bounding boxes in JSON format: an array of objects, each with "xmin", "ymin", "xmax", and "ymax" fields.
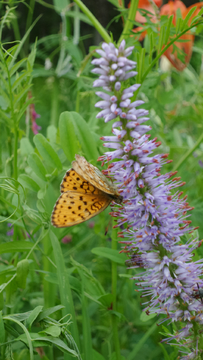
[
  {"xmin": 51, "ymin": 191, "xmax": 111, "ymax": 228},
  {"xmin": 51, "ymin": 155, "xmax": 123, "ymax": 228}
]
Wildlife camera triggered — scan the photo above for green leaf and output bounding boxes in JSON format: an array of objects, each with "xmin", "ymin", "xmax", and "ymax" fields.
[
  {"xmin": 4, "ymin": 316, "xmax": 34, "ymax": 360},
  {"xmin": 25, "ymin": 306, "xmax": 43, "ymax": 329},
  {"xmin": 0, "ymin": 241, "xmax": 34, "ymax": 254},
  {"xmin": 0, "ymin": 108, "xmax": 12, "ymax": 125},
  {"xmin": 18, "ymin": 333, "xmax": 77, "ymax": 355},
  {"xmin": 59, "ymin": 112, "xmax": 81, "ymax": 161},
  {"xmin": 28, "ymin": 153, "xmax": 47, "ymax": 181},
  {"xmin": 12, "ymin": 71, "xmax": 30, "ymax": 92},
  {"xmin": 18, "ymin": 174, "xmax": 40, "ymax": 192},
  {"xmin": 0, "ymin": 292, "xmax": 4, "ymax": 310},
  {"xmin": 38, "ymin": 305, "xmax": 65, "ymax": 321},
  {"xmin": 16, "ymin": 259, "xmax": 29, "ymax": 289},
  {"xmin": 10, "ymin": 58, "xmax": 27, "ymax": 77},
  {"xmin": 53, "ymin": 0, "xmax": 69, "ymax": 13},
  {"xmin": 181, "ymin": 7, "xmax": 197, "ymax": 31},
  {"xmin": 97, "ymin": 293, "xmax": 113, "ymax": 307},
  {"xmin": 50, "ymin": 230, "xmax": 80, "ymax": 346},
  {"xmin": 59, "ymin": 111, "xmax": 98, "ymax": 163},
  {"xmin": 14, "ymin": 83, "xmax": 31, "ymax": 106},
  {"xmin": 164, "ymin": 15, "xmax": 173, "ymax": 45},
  {"xmin": 40, "ymin": 325, "xmax": 61, "ymax": 337},
  {"xmin": 34, "ymin": 133, "xmax": 62, "ymax": 171},
  {"xmin": 91, "ymin": 247, "xmax": 126, "ymax": 265},
  {"xmin": 9, "ymin": 15, "xmax": 41, "ymax": 70},
  {"xmin": 0, "ymin": 311, "xmax": 5, "ymax": 343},
  {"xmin": 47, "ymin": 125, "xmax": 57, "ymax": 143},
  {"xmin": 20, "ymin": 137, "xmax": 34, "ymax": 156},
  {"xmin": 16, "ymin": 98, "xmax": 33, "ymax": 123},
  {"xmin": 140, "ymin": 311, "xmax": 157, "ymax": 322},
  {"xmin": 0, "ymin": 88, "xmax": 10, "ymax": 108},
  {"xmin": 92, "ymin": 349, "xmax": 106, "ymax": 360}
]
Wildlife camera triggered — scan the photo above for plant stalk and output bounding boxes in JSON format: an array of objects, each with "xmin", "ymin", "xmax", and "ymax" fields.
[
  {"xmin": 73, "ymin": 0, "xmax": 111, "ymax": 43},
  {"xmin": 118, "ymin": 0, "xmax": 139, "ymax": 45},
  {"xmin": 111, "ymin": 225, "xmax": 121, "ymax": 360}
]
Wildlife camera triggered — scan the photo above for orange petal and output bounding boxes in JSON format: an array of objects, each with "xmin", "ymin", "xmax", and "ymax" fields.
[{"xmin": 163, "ymin": 33, "xmax": 194, "ymax": 71}]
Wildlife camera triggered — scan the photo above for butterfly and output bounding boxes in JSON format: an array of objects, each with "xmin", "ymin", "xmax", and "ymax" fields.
[{"xmin": 51, "ymin": 154, "xmax": 123, "ymax": 228}]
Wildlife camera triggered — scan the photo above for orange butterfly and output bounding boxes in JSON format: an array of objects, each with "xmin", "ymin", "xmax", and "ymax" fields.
[{"xmin": 51, "ymin": 155, "xmax": 123, "ymax": 228}]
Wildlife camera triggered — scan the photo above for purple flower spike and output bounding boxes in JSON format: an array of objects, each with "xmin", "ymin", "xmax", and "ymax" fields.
[{"xmin": 92, "ymin": 40, "xmax": 203, "ymax": 359}]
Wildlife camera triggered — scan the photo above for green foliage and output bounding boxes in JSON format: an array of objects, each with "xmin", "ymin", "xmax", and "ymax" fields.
[{"xmin": 0, "ymin": 0, "xmax": 203, "ymax": 359}]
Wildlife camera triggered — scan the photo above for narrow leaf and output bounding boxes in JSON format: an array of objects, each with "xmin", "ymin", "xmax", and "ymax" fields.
[
  {"xmin": 181, "ymin": 7, "xmax": 197, "ymax": 30},
  {"xmin": 59, "ymin": 112, "xmax": 81, "ymax": 161},
  {"xmin": 14, "ymin": 83, "xmax": 31, "ymax": 106},
  {"xmin": 25, "ymin": 306, "xmax": 43, "ymax": 329},
  {"xmin": 28, "ymin": 153, "xmax": 47, "ymax": 181},
  {"xmin": 0, "ymin": 311, "xmax": 5, "ymax": 343},
  {"xmin": 34, "ymin": 134, "xmax": 62, "ymax": 171},
  {"xmin": 50, "ymin": 230, "xmax": 80, "ymax": 348},
  {"xmin": 18, "ymin": 174, "xmax": 40, "ymax": 192},
  {"xmin": 16, "ymin": 259, "xmax": 30, "ymax": 289},
  {"xmin": 10, "ymin": 58, "xmax": 27, "ymax": 77},
  {"xmin": 3, "ymin": 316, "xmax": 34, "ymax": 360},
  {"xmin": 91, "ymin": 247, "xmax": 126, "ymax": 265},
  {"xmin": 38, "ymin": 305, "xmax": 65, "ymax": 321},
  {"xmin": 59, "ymin": 111, "xmax": 98, "ymax": 162},
  {"xmin": 40, "ymin": 325, "xmax": 61, "ymax": 337},
  {"xmin": 0, "ymin": 241, "xmax": 34, "ymax": 254},
  {"xmin": 12, "ymin": 71, "xmax": 30, "ymax": 92}
]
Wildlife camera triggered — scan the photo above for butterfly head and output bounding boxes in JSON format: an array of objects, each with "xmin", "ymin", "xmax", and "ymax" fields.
[{"xmin": 111, "ymin": 193, "xmax": 123, "ymax": 204}]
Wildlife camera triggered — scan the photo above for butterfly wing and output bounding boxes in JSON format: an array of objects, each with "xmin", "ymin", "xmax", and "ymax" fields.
[
  {"xmin": 72, "ymin": 155, "xmax": 118, "ymax": 195},
  {"xmin": 60, "ymin": 169, "xmax": 104, "ymax": 195},
  {"xmin": 51, "ymin": 192, "xmax": 111, "ymax": 228}
]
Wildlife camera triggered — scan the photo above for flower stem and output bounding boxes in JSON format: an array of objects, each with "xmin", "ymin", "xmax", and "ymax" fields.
[
  {"xmin": 111, "ymin": 225, "xmax": 121, "ymax": 360},
  {"xmin": 6, "ymin": 55, "xmax": 18, "ymax": 241},
  {"xmin": 13, "ymin": 125, "xmax": 18, "ymax": 181},
  {"xmin": 13, "ymin": 125, "xmax": 18, "ymax": 242},
  {"xmin": 73, "ymin": 0, "xmax": 111, "ymax": 43},
  {"xmin": 118, "ymin": 0, "xmax": 139, "ymax": 45}
]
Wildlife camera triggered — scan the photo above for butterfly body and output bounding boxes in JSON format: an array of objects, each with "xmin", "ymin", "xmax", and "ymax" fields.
[{"xmin": 51, "ymin": 155, "xmax": 122, "ymax": 228}]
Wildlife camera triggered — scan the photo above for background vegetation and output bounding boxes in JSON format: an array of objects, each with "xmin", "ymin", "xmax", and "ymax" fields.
[{"xmin": 0, "ymin": 0, "xmax": 203, "ymax": 359}]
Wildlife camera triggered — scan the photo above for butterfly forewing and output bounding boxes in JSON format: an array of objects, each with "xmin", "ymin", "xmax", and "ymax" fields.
[
  {"xmin": 72, "ymin": 155, "xmax": 118, "ymax": 196},
  {"xmin": 51, "ymin": 192, "xmax": 111, "ymax": 228},
  {"xmin": 60, "ymin": 169, "xmax": 103, "ymax": 195},
  {"xmin": 51, "ymin": 154, "xmax": 123, "ymax": 228}
]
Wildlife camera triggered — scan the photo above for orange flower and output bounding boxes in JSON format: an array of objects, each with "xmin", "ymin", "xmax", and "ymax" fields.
[
  {"xmin": 128, "ymin": 0, "xmax": 162, "ymax": 23},
  {"xmin": 160, "ymin": 0, "xmax": 203, "ymax": 71},
  {"xmin": 129, "ymin": 0, "xmax": 203, "ymax": 71}
]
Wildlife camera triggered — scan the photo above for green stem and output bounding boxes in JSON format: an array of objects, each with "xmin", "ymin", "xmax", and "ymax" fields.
[
  {"xmin": 127, "ymin": 322, "xmax": 158, "ymax": 360},
  {"xmin": 13, "ymin": 126, "xmax": 18, "ymax": 242},
  {"xmin": 73, "ymin": 0, "xmax": 111, "ymax": 43},
  {"xmin": 111, "ymin": 225, "xmax": 120, "ymax": 360},
  {"xmin": 6, "ymin": 53, "xmax": 18, "ymax": 241},
  {"xmin": 24, "ymin": 0, "xmax": 36, "ymax": 55},
  {"xmin": 56, "ymin": 12, "xmax": 67, "ymax": 76},
  {"xmin": 118, "ymin": 0, "xmax": 139, "ymax": 45},
  {"xmin": 73, "ymin": 3, "xmax": 80, "ymax": 45},
  {"xmin": 75, "ymin": 90, "xmax": 80, "ymax": 113},
  {"xmin": 13, "ymin": 126, "xmax": 18, "ymax": 181},
  {"xmin": 51, "ymin": 79, "xmax": 59, "ymax": 127},
  {"xmin": 11, "ymin": 9, "xmax": 25, "ymax": 59},
  {"xmin": 6, "ymin": 128, "xmax": 12, "ymax": 176},
  {"xmin": 173, "ymin": 132, "xmax": 203, "ymax": 171},
  {"xmin": 25, "ymin": 102, "xmax": 30, "ymax": 138}
]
